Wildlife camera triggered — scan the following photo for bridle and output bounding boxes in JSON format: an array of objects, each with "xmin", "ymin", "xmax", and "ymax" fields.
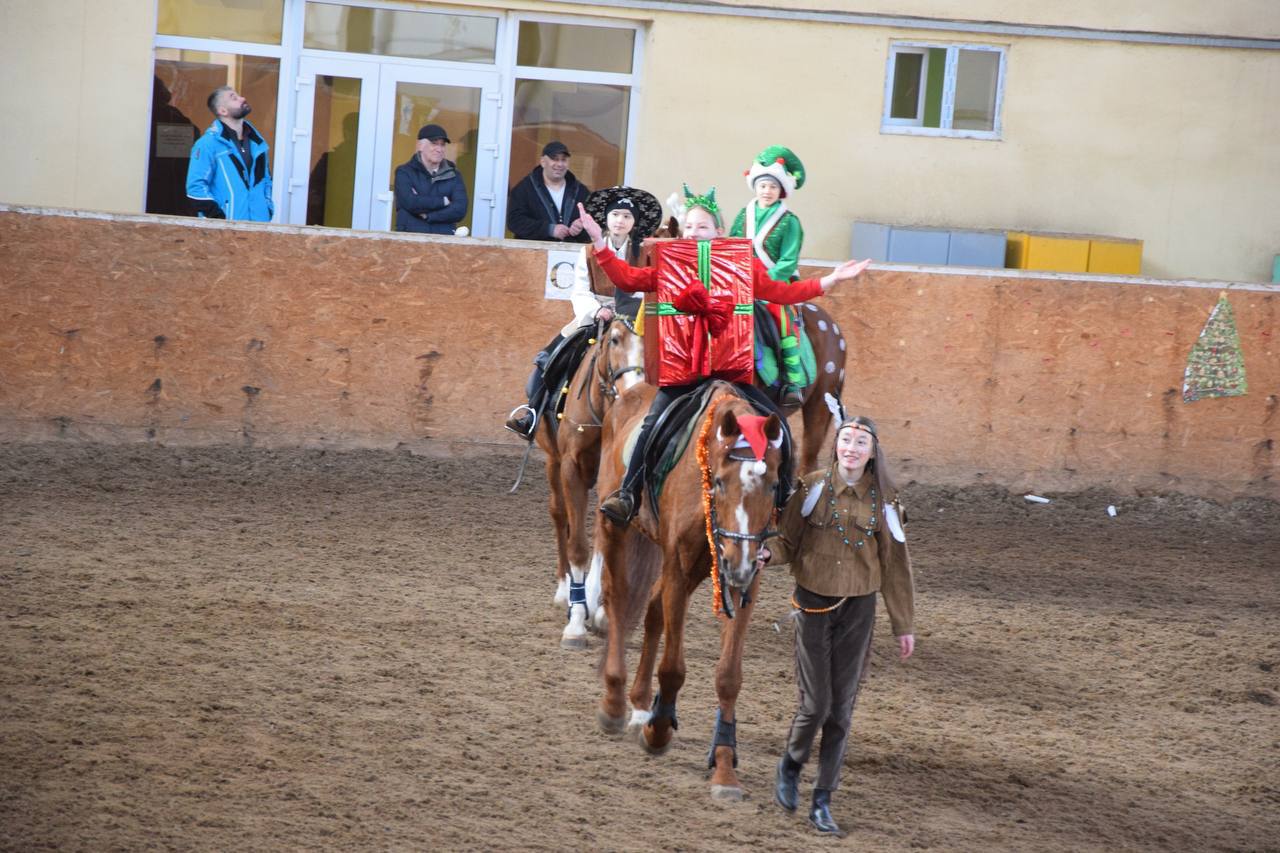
[
  {"xmin": 573, "ymin": 317, "xmax": 643, "ymax": 428},
  {"xmin": 704, "ymin": 448, "xmax": 779, "ymax": 619}
]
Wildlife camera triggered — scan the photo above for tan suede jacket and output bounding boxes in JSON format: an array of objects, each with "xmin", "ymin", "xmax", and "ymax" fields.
[{"xmin": 766, "ymin": 467, "xmax": 916, "ymax": 636}]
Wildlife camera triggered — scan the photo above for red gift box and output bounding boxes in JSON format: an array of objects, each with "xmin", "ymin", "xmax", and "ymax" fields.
[{"xmin": 644, "ymin": 238, "xmax": 755, "ymax": 386}]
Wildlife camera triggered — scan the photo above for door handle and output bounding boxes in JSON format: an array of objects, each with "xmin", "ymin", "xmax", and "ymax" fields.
[{"xmin": 377, "ymin": 192, "xmax": 393, "ymax": 202}]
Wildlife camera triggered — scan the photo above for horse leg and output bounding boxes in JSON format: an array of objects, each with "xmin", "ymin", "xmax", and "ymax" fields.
[
  {"xmin": 707, "ymin": 575, "xmax": 761, "ymax": 801},
  {"xmin": 626, "ymin": 577, "xmax": 666, "ymax": 734},
  {"xmin": 596, "ymin": 518, "xmax": 631, "ymax": 735},
  {"xmin": 641, "ymin": 563, "xmax": 693, "ymax": 756},
  {"xmin": 559, "ymin": 452, "xmax": 594, "ymax": 649},
  {"xmin": 543, "ymin": 446, "xmax": 572, "ymax": 609}
]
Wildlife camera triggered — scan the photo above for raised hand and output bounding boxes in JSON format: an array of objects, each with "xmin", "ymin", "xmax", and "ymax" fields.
[
  {"xmin": 820, "ymin": 258, "xmax": 872, "ymax": 292},
  {"xmin": 577, "ymin": 202, "xmax": 605, "ymax": 247}
]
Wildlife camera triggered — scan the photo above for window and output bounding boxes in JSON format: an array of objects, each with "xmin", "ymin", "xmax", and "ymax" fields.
[
  {"xmin": 516, "ymin": 21, "xmax": 635, "ymax": 74},
  {"xmin": 504, "ymin": 16, "xmax": 642, "ymax": 235},
  {"xmin": 304, "ymin": 3, "xmax": 497, "ymax": 64},
  {"xmin": 157, "ymin": 0, "xmax": 284, "ymax": 45},
  {"xmin": 882, "ymin": 42, "xmax": 1005, "ymax": 138},
  {"xmin": 147, "ymin": 50, "xmax": 281, "ymax": 216},
  {"xmin": 510, "ymin": 80, "xmax": 630, "ymax": 191}
]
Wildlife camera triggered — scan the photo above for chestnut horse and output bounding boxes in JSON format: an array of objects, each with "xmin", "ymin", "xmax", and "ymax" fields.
[
  {"xmin": 537, "ymin": 317, "xmax": 645, "ymax": 648},
  {"xmin": 595, "ymin": 381, "xmax": 783, "ymax": 800}
]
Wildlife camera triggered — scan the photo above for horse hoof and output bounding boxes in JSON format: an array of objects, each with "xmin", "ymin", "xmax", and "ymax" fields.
[
  {"xmin": 597, "ymin": 709, "xmax": 626, "ymax": 736},
  {"xmin": 640, "ymin": 726, "xmax": 673, "ymax": 756},
  {"xmin": 710, "ymin": 784, "xmax": 743, "ymax": 802},
  {"xmin": 560, "ymin": 633, "xmax": 588, "ymax": 650}
]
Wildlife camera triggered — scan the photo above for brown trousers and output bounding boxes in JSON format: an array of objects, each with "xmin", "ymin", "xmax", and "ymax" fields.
[{"xmin": 783, "ymin": 587, "xmax": 877, "ymax": 791}]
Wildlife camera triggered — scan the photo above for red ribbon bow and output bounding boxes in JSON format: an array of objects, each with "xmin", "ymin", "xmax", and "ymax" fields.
[{"xmin": 673, "ymin": 283, "xmax": 734, "ymax": 377}]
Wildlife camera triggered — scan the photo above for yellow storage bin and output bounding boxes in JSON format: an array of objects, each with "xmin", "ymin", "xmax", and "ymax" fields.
[
  {"xmin": 1087, "ymin": 238, "xmax": 1143, "ymax": 275},
  {"xmin": 1023, "ymin": 233, "xmax": 1091, "ymax": 272}
]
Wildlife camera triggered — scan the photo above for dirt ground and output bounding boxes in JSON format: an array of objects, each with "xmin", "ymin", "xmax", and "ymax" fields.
[{"xmin": 0, "ymin": 442, "xmax": 1276, "ymax": 852}]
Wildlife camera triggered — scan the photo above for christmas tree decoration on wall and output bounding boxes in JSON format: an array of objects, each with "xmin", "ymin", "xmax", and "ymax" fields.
[{"xmin": 1182, "ymin": 294, "xmax": 1247, "ymax": 402}]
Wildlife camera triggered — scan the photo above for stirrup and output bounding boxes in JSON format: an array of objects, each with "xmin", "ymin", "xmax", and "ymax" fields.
[
  {"xmin": 780, "ymin": 385, "xmax": 805, "ymax": 408},
  {"xmin": 599, "ymin": 489, "xmax": 636, "ymax": 524},
  {"xmin": 504, "ymin": 404, "xmax": 537, "ymax": 439}
]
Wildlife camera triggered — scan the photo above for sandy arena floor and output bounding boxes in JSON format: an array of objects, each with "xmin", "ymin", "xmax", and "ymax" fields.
[{"xmin": 1, "ymin": 443, "xmax": 1276, "ymax": 852}]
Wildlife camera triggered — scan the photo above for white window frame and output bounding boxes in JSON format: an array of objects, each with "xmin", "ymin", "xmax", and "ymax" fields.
[
  {"xmin": 882, "ymin": 46, "xmax": 928, "ymax": 128},
  {"xmin": 498, "ymin": 10, "xmax": 645, "ymax": 206},
  {"xmin": 147, "ymin": 1, "xmax": 645, "ymax": 224},
  {"xmin": 881, "ymin": 41, "xmax": 1006, "ymax": 140}
]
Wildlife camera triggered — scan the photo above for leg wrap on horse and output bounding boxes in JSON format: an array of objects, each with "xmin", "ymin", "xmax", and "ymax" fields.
[
  {"xmin": 567, "ymin": 575, "xmax": 587, "ymax": 620},
  {"xmin": 651, "ymin": 692, "xmax": 679, "ymax": 731},
  {"xmin": 705, "ymin": 707, "xmax": 738, "ymax": 769}
]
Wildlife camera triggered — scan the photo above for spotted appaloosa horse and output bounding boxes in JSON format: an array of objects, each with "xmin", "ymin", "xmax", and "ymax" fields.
[
  {"xmin": 776, "ymin": 301, "xmax": 848, "ymax": 474},
  {"xmin": 537, "ymin": 318, "xmax": 645, "ymax": 648},
  {"xmin": 594, "ymin": 381, "xmax": 783, "ymax": 800}
]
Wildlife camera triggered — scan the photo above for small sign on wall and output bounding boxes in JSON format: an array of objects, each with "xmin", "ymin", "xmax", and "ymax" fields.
[
  {"xmin": 155, "ymin": 124, "xmax": 195, "ymax": 158},
  {"xmin": 544, "ymin": 249, "xmax": 580, "ymax": 301}
]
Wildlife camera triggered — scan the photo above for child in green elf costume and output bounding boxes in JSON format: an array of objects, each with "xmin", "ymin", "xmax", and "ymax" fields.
[{"xmin": 730, "ymin": 145, "xmax": 808, "ymax": 407}]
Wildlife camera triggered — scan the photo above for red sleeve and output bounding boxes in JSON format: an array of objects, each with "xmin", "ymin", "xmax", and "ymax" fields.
[
  {"xmin": 594, "ymin": 247, "xmax": 658, "ymax": 293},
  {"xmin": 751, "ymin": 259, "xmax": 823, "ymax": 303}
]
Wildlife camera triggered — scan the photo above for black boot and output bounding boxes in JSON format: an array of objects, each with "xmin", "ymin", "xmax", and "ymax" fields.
[
  {"xmin": 774, "ymin": 754, "xmax": 801, "ymax": 812},
  {"xmin": 504, "ymin": 405, "xmax": 537, "ymax": 440},
  {"xmin": 808, "ymin": 788, "xmax": 845, "ymax": 837}
]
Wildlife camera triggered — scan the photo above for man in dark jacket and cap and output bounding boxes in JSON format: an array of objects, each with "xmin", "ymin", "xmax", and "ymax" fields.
[
  {"xmin": 506, "ymin": 141, "xmax": 590, "ymax": 242},
  {"xmin": 395, "ymin": 124, "xmax": 468, "ymax": 234}
]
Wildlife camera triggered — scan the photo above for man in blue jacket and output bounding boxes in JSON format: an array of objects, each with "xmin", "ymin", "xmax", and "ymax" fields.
[
  {"xmin": 394, "ymin": 124, "xmax": 469, "ymax": 234},
  {"xmin": 186, "ymin": 86, "xmax": 274, "ymax": 222}
]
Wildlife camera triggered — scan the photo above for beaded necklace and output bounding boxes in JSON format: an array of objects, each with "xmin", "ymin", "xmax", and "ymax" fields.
[{"xmin": 827, "ymin": 473, "xmax": 877, "ymax": 550}]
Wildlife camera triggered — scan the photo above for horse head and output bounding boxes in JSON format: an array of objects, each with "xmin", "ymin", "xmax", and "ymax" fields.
[
  {"xmin": 597, "ymin": 316, "xmax": 645, "ymax": 398},
  {"xmin": 707, "ymin": 402, "xmax": 784, "ymax": 594}
]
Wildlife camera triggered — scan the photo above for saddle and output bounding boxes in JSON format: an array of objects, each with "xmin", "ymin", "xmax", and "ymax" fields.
[
  {"xmin": 752, "ymin": 302, "xmax": 818, "ymax": 399},
  {"xmin": 537, "ymin": 325, "xmax": 596, "ymax": 434},
  {"xmin": 638, "ymin": 381, "xmax": 796, "ymax": 515}
]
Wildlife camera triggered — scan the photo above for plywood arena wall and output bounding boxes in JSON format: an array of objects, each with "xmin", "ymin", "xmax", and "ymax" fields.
[{"xmin": 1, "ymin": 208, "xmax": 1275, "ymax": 500}]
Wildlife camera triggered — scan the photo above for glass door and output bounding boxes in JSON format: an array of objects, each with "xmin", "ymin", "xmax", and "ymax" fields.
[
  {"xmin": 288, "ymin": 55, "xmax": 379, "ymax": 229},
  {"xmin": 371, "ymin": 64, "xmax": 501, "ymax": 237}
]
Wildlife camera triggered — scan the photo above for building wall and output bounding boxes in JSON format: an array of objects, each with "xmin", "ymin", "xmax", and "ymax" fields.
[
  {"xmin": 2, "ymin": 208, "xmax": 1275, "ymax": 500},
  {"xmin": 621, "ymin": 10, "xmax": 1280, "ymax": 283},
  {"xmin": 655, "ymin": 0, "xmax": 1280, "ymax": 41},
  {"xmin": 0, "ymin": 0, "xmax": 154, "ymax": 212},
  {"xmin": 1, "ymin": 0, "xmax": 1277, "ymax": 281}
]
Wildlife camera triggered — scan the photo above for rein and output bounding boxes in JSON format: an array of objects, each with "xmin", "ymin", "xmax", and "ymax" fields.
[{"xmin": 696, "ymin": 397, "xmax": 777, "ymax": 619}]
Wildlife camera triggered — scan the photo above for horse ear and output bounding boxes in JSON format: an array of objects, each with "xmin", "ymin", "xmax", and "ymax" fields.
[
  {"xmin": 720, "ymin": 409, "xmax": 740, "ymax": 440},
  {"xmin": 764, "ymin": 414, "xmax": 783, "ymax": 446}
]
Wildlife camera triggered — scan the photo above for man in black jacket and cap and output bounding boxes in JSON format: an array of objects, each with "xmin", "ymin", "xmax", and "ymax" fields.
[
  {"xmin": 395, "ymin": 123, "xmax": 468, "ymax": 234},
  {"xmin": 506, "ymin": 141, "xmax": 590, "ymax": 242}
]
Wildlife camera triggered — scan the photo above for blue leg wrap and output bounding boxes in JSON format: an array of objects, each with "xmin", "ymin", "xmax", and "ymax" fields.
[
  {"xmin": 705, "ymin": 707, "xmax": 738, "ymax": 769},
  {"xmin": 651, "ymin": 692, "xmax": 679, "ymax": 731},
  {"xmin": 567, "ymin": 576, "xmax": 587, "ymax": 620}
]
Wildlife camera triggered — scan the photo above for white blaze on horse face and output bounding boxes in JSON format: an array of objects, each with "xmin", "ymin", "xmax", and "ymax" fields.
[{"xmin": 619, "ymin": 331, "xmax": 644, "ymax": 390}]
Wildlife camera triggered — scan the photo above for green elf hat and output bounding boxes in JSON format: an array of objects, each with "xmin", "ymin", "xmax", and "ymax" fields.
[
  {"xmin": 681, "ymin": 183, "xmax": 722, "ymax": 227},
  {"xmin": 744, "ymin": 145, "xmax": 806, "ymax": 197}
]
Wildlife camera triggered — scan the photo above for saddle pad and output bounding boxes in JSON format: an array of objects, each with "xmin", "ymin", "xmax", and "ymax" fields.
[
  {"xmin": 628, "ymin": 382, "xmax": 793, "ymax": 515},
  {"xmin": 753, "ymin": 303, "xmax": 817, "ymax": 393},
  {"xmin": 540, "ymin": 325, "xmax": 596, "ymax": 434}
]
